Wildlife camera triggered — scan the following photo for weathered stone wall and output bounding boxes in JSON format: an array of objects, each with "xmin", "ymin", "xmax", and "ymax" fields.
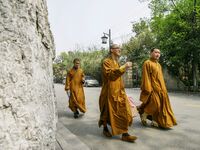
[
  {"xmin": 123, "ymin": 69, "xmax": 133, "ymax": 88},
  {"xmin": 163, "ymin": 68, "xmax": 186, "ymax": 91},
  {"xmin": 0, "ymin": 0, "xmax": 57, "ymax": 149}
]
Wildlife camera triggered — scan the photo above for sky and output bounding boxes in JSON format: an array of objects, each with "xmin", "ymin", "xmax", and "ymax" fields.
[{"xmin": 46, "ymin": 0, "xmax": 151, "ymax": 55}]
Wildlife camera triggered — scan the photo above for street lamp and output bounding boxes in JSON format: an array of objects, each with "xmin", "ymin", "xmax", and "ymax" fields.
[
  {"xmin": 101, "ymin": 34, "xmax": 108, "ymax": 44},
  {"xmin": 101, "ymin": 29, "xmax": 112, "ymax": 50}
]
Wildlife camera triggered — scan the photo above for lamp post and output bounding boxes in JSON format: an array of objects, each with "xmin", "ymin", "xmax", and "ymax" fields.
[{"xmin": 101, "ymin": 29, "xmax": 112, "ymax": 50}]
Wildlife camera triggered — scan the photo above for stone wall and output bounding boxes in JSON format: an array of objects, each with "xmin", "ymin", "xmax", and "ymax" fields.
[
  {"xmin": 0, "ymin": 0, "xmax": 57, "ymax": 149},
  {"xmin": 123, "ymin": 69, "xmax": 133, "ymax": 88},
  {"xmin": 163, "ymin": 68, "xmax": 186, "ymax": 91}
]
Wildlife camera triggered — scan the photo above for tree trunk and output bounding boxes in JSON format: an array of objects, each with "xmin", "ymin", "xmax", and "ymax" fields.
[
  {"xmin": 0, "ymin": 0, "xmax": 56, "ymax": 149},
  {"xmin": 192, "ymin": 56, "xmax": 199, "ymax": 91}
]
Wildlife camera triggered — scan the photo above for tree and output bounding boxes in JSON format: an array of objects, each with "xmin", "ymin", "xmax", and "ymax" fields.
[
  {"xmin": 124, "ymin": 0, "xmax": 200, "ymax": 90},
  {"xmin": 122, "ymin": 19, "xmax": 156, "ymax": 86},
  {"xmin": 53, "ymin": 47, "xmax": 108, "ymax": 84},
  {"xmin": 150, "ymin": 0, "xmax": 200, "ymax": 91}
]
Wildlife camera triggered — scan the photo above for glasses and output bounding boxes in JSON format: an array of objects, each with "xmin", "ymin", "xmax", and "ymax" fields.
[{"xmin": 112, "ymin": 48, "xmax": 121, "ymax": 49}]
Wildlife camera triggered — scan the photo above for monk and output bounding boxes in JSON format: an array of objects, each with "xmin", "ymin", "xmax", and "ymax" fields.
[
  {"xmin": 137, "ymin": 48, "xmax": 177, "ymax": 128},
  {"xmin": 65, "ymin": 58, "xmax": 86, "ymax": 118},
  {"xmin": 98, "ymin": 44, "xmax": 137, "ymax": 142}
]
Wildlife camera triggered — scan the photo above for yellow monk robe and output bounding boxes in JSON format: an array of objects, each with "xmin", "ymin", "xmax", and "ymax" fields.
[
  {"xmin": 65, "ymin": 68, "xmax": 86, "ymax": 113},
  {"xmin": 139, "ymin": 58, "xmax": 177, "ymax": 128},
  {"xmin": 99, "ymin": 57, "xmax": 132, "ymax": 135}
]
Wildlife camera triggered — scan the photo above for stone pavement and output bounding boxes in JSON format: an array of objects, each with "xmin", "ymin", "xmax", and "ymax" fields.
[
  {"xmin": 55, "ymin": 84, "xmax": 200, "ymax": 150},
  {"xmin": 56, "ymin": 122, "xmax": 90, "ymax": 150}
]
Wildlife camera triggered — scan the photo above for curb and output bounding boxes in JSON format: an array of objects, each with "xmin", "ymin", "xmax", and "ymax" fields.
[{"xmin": 56, "ymin": 122, "xmax": 90, "ymax": 150}]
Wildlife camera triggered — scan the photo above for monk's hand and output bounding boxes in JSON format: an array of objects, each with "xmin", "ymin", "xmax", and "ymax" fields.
[
  {"xmin": 82, "ymin": 77, "xmax": 85, "ymax": 84},
  {"xmin": 125, "ymin": 61, "xmax": 132, "ymax": 69}
]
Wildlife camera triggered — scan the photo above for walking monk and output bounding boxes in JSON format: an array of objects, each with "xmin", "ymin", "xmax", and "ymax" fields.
[
  {"xmin": 98, "ymin": 44, "xmax": 137, "ymax": 142},
  {"xmin": 137, "ymin": 48, "xmax": 177, "ymax": 128},
  {"xmin": 65, "ymin": 58, "xmax": 86, "ymax": 118}
]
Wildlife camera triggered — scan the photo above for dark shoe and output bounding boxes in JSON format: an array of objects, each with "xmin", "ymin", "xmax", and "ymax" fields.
[
  {"xmin": 76, "ymin": 110, "xmax": 79, "ymax": 115},
  {"xmin": 74, "ymin": 113, "xmax": 78, "ymax": 118},
  {"xmin": 74, "ymin": 112, "xmax": 79, "ymax": 119},
  {"xmin": 122, "ymin": 133, "xmax": 137, "ymax": 142},
  {"xmin": 103, "ymin": 130, "xmax": 112, "ymax": 137}
]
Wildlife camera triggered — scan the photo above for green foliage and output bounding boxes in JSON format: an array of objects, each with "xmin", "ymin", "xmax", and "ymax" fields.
[
  {"xmin": 53, "ymin": 0, "xmax": 200, "ymax": 90},
  {"xmin": 151, "ymin": 0, "xmax": 200, "ymax": 89},
  {"xmin": 53, "ymin": 48, "xmax": 108, "ymax": 84},
  {"xmin": 122, "ymin": 19, "xmax": 156, "ymax": 87},
  {"xmin": 124, "ymin": 0, "xmax": 200, "ymax": 90},
  {"xmin": 53, "ymin": 62, "xmax": 66, "ymax": 83}
]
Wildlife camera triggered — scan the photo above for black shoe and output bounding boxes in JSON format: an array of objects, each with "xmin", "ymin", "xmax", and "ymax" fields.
[
  {"xmin": 74, "ymin": 111, "xmax": 79, "ymax": 119},
  {"xmin": 103, "ymin": 130, "xmax": 112, "ymax": 137},
  {"xmin": 74, "ymin": 113, "xmax": 78, "ymax": 118},
  {"xmin": 76, "ymin": 110, "xmax": 79, "ymax": 115}
]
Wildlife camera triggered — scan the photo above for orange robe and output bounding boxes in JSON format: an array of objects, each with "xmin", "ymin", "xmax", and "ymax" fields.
[
  {"xmin": 65, "ymin": 68, "xmax": 86, "ymax": 113},
  {"xmin": 139, "ymin": 59, "xmax": 177, "ymax": 128},
  {"xmin": 99, "ymin": 57, "xmax": 132, "ymax": 135}
]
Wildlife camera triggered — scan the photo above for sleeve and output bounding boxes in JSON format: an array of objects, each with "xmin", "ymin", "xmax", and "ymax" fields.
[
  {"xmin": 82, "ymin": 70, "xmax": 85, "ymax": 84},
  {"xmin": 158, "ymin": 64, "xmax": 167, "ymax": 92},
  {"xmin": 65, "ymin": 71, "xmax": 71, "ymax": 91},
  {"xmin": 103, "ymin": 59, "xmax": 126, "ymax": 81},
  {"xmin": 140, "ymin": 61, "xmax": 153, "ymax": 103}
]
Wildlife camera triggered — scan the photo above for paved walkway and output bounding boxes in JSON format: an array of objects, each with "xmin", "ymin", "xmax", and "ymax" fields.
[
  {"xmin": 55, "ymin": 84, "xmax": 200, "ymax": 150},
  {"xmin": 56, "ymin": 122, "xmax": 90, "ymax": 150}
]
